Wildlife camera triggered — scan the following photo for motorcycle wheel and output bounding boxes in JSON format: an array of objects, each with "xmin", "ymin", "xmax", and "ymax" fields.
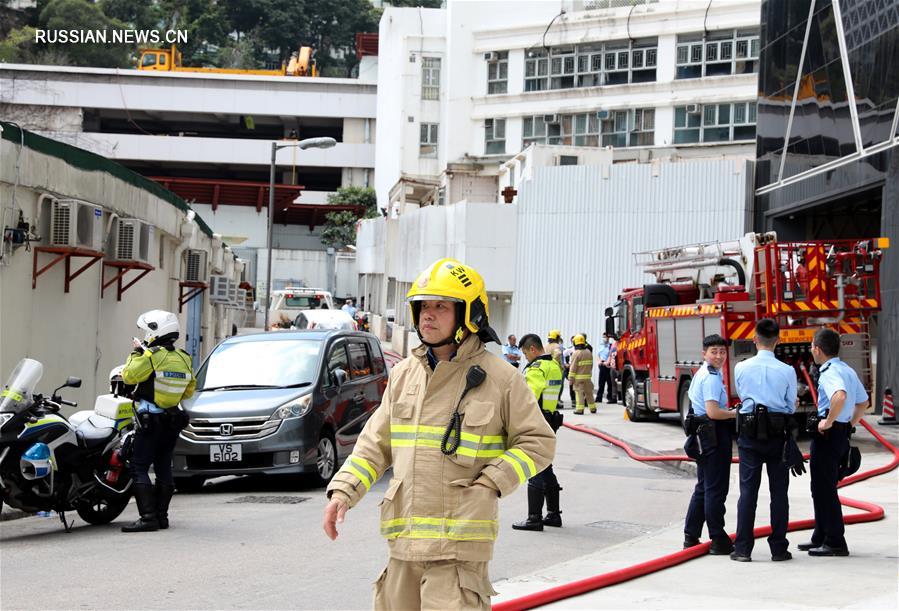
[{"xmin": 76, "ymin": 489, "xmax": 132, "ymax": 525}]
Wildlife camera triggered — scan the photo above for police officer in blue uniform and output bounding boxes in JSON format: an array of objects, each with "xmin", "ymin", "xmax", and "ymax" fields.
[
  {"xmin": 800, "ymin": 328, "xmax": 870, "ymax": 556},
  {"xmin": 731, "ymin": 318, "xmax": 797, "ymax": 562},
  {"xmin": 683, "ymin": 334, "xmax": 736, "ymax": 554}
]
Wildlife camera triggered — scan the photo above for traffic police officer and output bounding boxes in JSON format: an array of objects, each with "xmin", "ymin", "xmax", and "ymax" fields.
[
  {"xmin": 800, "ymin": 328, "xmax": 869, "ymax": 556},
  {"xmin": 731, "ymin": 318, "xmax": 797, "ymax": 561},
  {"xmin": 683, "ymin": 334, "xmax": 736, "ymax": 554},
  {"xmin": 568, "ymin": 334, "xmax": 595, "ymax": 414},
  {"xmin": 513, "ymin": 334, "xmax": 564, "ymax": 531},
  {"xmin": 121, "ymin": 310, "xmax": 195, "ymax": 532}
]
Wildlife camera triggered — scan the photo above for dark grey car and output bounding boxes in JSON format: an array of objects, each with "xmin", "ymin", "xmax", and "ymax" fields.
[{"xmin": 172, "ymin": 330, "xmax": 387, "ymax": 491}]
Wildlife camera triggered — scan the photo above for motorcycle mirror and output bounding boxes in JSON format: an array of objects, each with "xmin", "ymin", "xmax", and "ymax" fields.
[{"xmin": 65, "ymin": 377, "xmax": 82, "ymax": 389}]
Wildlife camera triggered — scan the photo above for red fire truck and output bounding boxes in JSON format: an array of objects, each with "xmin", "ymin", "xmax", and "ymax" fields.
[{"xmin": 609, "ymin": 232, "xmax": 887, "ymax": 426}]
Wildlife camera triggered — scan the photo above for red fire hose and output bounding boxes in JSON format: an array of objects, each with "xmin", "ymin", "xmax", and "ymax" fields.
[{"xmin": 493, "ymin": 417, "xmax": 898, "ymax": 611}]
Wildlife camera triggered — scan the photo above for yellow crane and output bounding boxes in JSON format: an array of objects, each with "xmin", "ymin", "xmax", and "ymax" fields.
[{"xmin": 137, "ymin": 45, "xmax": 318, "ymax": 77}]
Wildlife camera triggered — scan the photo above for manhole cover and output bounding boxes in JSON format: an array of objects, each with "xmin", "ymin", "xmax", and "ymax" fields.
[
  {"xmin": 586, "ymin": 520, "xmax": 654, "ymax": 534},
  {"xmin": 227, "ymin": 496, "xmax": 311, "ymax": 504}
]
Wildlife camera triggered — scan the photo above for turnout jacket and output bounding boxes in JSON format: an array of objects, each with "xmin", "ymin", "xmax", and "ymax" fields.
[
  {"xmin": 568, "ymin": 347, "xmax": 594, "ymax": 381},
  {"xmin": 326, "ymin": 334, "xmax": 556, "ymax": 562}
]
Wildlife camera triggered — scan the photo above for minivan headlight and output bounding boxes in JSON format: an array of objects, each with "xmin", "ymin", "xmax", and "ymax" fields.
[{"xmin": 270, "ymin": 394, "xmax": 313, "ymax": 421}]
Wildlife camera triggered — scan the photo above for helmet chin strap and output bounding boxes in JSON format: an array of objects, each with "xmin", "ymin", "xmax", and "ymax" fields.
[{"xmin": 416, "ymin": 326, "xmax": 464, "ymax": 348}]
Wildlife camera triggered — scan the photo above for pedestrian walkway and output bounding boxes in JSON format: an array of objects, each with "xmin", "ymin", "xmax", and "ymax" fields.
[{"xmin": 494, "ymin": 402, "xmax": 899, "ymax": 609}]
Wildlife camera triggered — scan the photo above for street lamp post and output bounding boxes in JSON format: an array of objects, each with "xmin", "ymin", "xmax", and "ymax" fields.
[{"xmin": 264, "ymin": 136, "xmax": 336, "ymax": 330}]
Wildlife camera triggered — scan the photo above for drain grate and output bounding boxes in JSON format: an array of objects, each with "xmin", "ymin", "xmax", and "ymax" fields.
[
  {"xmin": 586, "ymin": 520, "xmax": 655, "ymax": 534},
  {"xmin": 227, "ymin": 496, "xmax": 311, "ymax": 504}
]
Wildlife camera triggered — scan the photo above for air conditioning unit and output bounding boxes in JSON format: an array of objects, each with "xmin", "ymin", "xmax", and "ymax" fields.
[
  {"xmin": 227, "ymin": 279, "xmax": 239, "ymax": 306},
  {"xmin": 484, "ymin": 51, "xmax": 499, "ymax": 63},
  {"xmin": 109, "ymin": 218, "xmax": 155, "ymax": 263},
  {"xmin": 686, "ymin": 103, "xmax": 701, "ymax": 115},
  {"xmin": 596, "ymin": 109, "xmax": 611, "ymax": 120},
  {"xmin": 49, "ymin": 199, "xmax": 104, "ymax": 251},
  {"xmin": 237, "ymin": 288, "xmax": 249, "ymax": 309},
  {"xmin": 543, "ymin": 114, "xmax": 561, "ymax": 124},
  {"xmin": 209, "ymin": 275, "xmax": 231, "ymax": 304},
  {"xmin": 184, "ymin": 249, "xmax": 208, "ymax": 282}
]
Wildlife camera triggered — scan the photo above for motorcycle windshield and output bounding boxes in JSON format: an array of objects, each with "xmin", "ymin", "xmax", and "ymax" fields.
[{"xmin": 0, "ymin": 358, "xmax": 43, "ymax": 413}]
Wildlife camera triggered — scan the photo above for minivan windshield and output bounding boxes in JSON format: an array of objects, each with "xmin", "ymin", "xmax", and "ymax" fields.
[{"xmin": 196, "ymin": 339, "xmax": 321, "ymax": 390}]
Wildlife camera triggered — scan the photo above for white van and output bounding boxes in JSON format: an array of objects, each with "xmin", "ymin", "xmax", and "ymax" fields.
[{"xmin": 269, "ymin": 287, "xmax": 335, "ymax": 326}]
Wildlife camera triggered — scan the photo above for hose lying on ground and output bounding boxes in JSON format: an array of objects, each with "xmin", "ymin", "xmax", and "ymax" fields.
[{"xmin": 493, "ymin": 418, "xmax": 898, "ymax": 611}]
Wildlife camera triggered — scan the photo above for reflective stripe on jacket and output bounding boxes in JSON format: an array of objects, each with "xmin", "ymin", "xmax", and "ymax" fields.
[
  {"xmin": 524, "ymin": 355, "xmax": 563, "ymax": 413},
  {"xmin": 326, "ymin": 334, "xmax": 556, "ymax": 562},
  {"xmin": 568, "ymin": 348, "xmax": 593, "ymax": 381},
  {"xmin": 122, "ymin": 346, "xmax": 195, "ymax": 408}
]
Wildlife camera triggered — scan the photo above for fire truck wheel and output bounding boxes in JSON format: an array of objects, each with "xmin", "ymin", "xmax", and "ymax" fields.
[
  {"xmin": 678, "ymin": 383, "xmax": 691, "ymax": 429},
  {"xmin": 625, "ymin": 377, "xmax": 650, "ymax": 422}
]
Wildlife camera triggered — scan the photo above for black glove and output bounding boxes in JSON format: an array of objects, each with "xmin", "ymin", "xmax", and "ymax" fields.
[{"xmin": 783, "ymin": 437, "xmax": 806, "ymax": 477}]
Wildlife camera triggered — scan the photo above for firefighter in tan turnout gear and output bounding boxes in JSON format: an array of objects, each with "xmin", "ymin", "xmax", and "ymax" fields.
[
  {"xmin": 569, "ymin": 334, "xmax": 596, "ymax": 414},
  {"xmin": 322, "ymin": 258, "xmax": 556, "ymax": 610}
]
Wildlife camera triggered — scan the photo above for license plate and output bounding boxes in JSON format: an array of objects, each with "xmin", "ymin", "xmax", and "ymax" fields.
[{"xmin": 210, "ymin": 443, "xmax": 242, "ymax": 462}]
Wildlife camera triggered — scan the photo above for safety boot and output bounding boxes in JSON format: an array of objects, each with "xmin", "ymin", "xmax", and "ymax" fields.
[
  {"xmin": 543, "ymin": 485, "xmax": 562, "ymax": 527},
  {"xmin": 121, "ymin": 483, "xmax": 159, "ymax": 532},
  {"xmin": 512, "ymin": 487, "xmax": 544, "ymax": 532},
  {"xmin": 155, "ymin": 481, "xmax": 175, "ymax": 530}
]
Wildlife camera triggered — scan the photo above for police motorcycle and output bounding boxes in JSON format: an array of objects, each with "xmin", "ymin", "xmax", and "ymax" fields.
[{"xmin": 0, "ymin": 358, "xmax": 135, "ymax": 531}]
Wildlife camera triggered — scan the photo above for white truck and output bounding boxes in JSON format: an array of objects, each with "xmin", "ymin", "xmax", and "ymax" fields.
[{"xmin": 268, "ymin": 287, "xmax": 335, "ymax": 327}]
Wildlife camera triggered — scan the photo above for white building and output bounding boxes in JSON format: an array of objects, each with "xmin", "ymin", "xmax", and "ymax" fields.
[
  {"xmin": 0, "ymin": 63, "xmax": 377, "ymax": 299},
  {"xmin": 376, "ymin": 0, "xmax": 761, "ymax": 212},
  {"xmin": 365, "ymin": 0, "xmax": 761, "ymax": 356}
]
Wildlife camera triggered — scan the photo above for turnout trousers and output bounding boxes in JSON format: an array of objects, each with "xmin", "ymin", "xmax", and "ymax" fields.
[{"xmin": 373, "ymin": 557, "xmax": 497, "ymax": 611}]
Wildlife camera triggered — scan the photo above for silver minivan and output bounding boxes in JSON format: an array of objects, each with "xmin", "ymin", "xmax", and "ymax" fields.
[{"xmin": 172, "ymin": 329, "xmax": 387, "ymax": 491}]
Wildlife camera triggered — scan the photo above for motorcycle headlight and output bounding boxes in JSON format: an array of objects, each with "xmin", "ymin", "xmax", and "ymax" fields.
[{"xmin": 270, "ymin": 394, "xmax": 313, "ymax": 421}]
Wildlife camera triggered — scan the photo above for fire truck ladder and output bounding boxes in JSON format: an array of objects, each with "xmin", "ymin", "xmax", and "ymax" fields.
[{"xmin": 635, "ymin": 232, "xmax": 771, "ymax": 292}]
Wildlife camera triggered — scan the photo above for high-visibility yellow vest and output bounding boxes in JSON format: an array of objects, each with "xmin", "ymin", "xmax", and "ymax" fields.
[
  {"xmin": 123, "ymin": 346, "xmax": 196, "ymax": 408},
  {"xmin": 525, "ymin": 354, "xmax": 563, "ymax": 413}
]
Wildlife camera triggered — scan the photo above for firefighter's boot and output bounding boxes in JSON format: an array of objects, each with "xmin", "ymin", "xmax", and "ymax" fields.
[
  {"xmin": 121, "ymin": 483, "xmax": 159, "ymax": 533},
  {"xmin": 512, "ymin": 486, "xmax": 544, "ymax": 532},
  {"xmin": 543, "ymin": 485, "xmax": 563, "ymax": 528}
]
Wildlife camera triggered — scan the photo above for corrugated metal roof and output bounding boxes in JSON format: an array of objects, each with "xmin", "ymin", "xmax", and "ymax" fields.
[{"xmin": 509, "ymin": 159, "xmax": 750, "ymax": 347}]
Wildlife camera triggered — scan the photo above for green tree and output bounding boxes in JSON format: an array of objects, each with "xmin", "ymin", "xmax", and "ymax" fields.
[
  {"xmin": 38, "ymin": 0, "xmax": 131, "ymax": 67},
  {"xmin": 99, "ymin": 0, "xmax": 163, "ymax": 31},
  {"xmin": 0, "ymin": 26, "xmax": 37, "ymax": 63},
  {"xmin": 158, "ymin": 0, "xmax": 228, "ymax": 66},
  {"xmin": 327, "ymin": 186, "xmax": 379, "ymax": 218},
  {"xmin": 382, "ymin": 0, "xmax": 443, "ymax": 7},
  {"xmin": 320, "ymin": 210, "xmax": 359, "ymax": 249}
]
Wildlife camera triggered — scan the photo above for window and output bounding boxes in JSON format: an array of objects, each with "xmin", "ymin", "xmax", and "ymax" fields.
[
  {"xmin": 674, "ymin": 102, "xmax": 756, "ymax": 144},
  {"xmin": 630, "ymin": 109, "xmax": 655, "ymax": 146},
  {"xmin": 419, "ymin": 123, "xmax": 438, "ymax": 157},
  {"xmin": 485, "ymin": 118, "xmax": 506, "ymax": 154},
  {"xmin": 327, "ymin": 343, "xmax": 349, "ymax": 385},
  {"xmin": 524, "ymin": 38, "xmax": 657, "ymax": 92},
  {"xmin": 368, "ymin": 339, "xmax": 385, "ymax": 374},
  {"xmin": 524, "ymin": 109, "xmax": 654, "ymax": 149},
  {"xmin": 676, "ymin": 29, "xmax": 759, "ymax": 79},
  {"xmin": 421, "ymin": 57, "xmax": 441, "ymax": 100},
  {"xmin": 347, "ymin": 342, "xmax": 373, "ymax": 378},
  {"xmin": 486, "ymin": 51, "xmax": 509, "ymax": 94}
]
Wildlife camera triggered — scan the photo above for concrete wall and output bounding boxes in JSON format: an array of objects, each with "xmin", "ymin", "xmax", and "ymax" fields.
[{"xmin": 0, "ymin": 131, "xmax": 242, "ymax": 412}]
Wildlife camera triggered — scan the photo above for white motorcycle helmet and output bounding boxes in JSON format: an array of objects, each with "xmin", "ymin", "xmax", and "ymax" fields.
[
  {"xmin": 108, "ymin": 365, "xmax": 135, "ymax": 397},
  {"xmin": 137, "ymin": 310, "xmax": 180, "ymax": 345}
]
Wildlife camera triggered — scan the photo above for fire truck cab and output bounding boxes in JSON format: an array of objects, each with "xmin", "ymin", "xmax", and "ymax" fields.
[{"xmin": 610, "ymin": 232, "xmax": 886, "ymax": 427}]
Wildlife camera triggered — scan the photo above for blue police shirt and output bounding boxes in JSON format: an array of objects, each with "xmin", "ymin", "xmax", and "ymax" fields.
[
  {"xmin": 597, "ymin": 341, "xmax": 611, "ymax": 362},
  {"xmin": 502, "ymin": 344, "xmax": 523, "ymax": 368},
  {"xmin": 687, "ymin": 362, "xmax": 728, "ymax": 417},
  {"xmin": 734, "ymin": 350, "xmax": 796, "ymax": 414},
  {"xmin": 816, "ymin": 357, "xmax": 868, "ymax": 422}
]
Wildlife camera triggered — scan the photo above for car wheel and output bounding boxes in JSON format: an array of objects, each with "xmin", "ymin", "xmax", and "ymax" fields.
[
  {"xmin": 625, "ymin": 377, "xmax": 648, "ymax": 422},
  {"xmin": 174, "ymin": 476, "xmax": 206, "ymax": 493},
  {"xmin": 314, "ymin": 432, "xmax": 337, "ymax": 486},
  {"xmin": 679, "ymin": 382, "xmax": 692, "ymax": 430}
]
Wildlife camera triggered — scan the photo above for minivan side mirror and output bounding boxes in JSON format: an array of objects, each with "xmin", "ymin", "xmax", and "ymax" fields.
[{"xmin": 332, "ymin": 368, "xmax": 348, "ymax": 388}]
